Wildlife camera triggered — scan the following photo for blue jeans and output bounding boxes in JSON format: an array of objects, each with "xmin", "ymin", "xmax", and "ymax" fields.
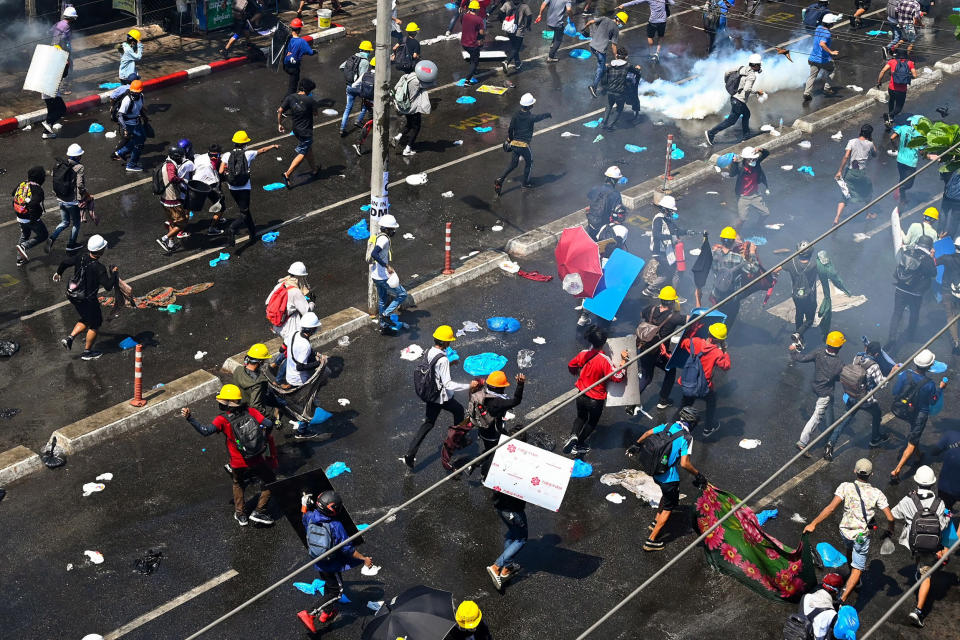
[
  {"xmin": 116, "ymin": 123, "xmax": 145, "ymax": 167},
  {"xmin": 828, "ymin": 398, "xmax": 883, "ymax": 447},
  {"xmin": 591, "ymin": 48, "xmax": 607, "ymax": 90},
  {"xmin": 495, "ymin": 509, "xmax": 528, "ymax": 567},
  {"xmin": 51, "ymin": 203, "xmax": 81, "ymax": 243},
  {"xmin": 340, "ymin": 87, "xmax": 368, "ymax": 132},
  {"xmin": 374, "ymin": 278, "xmax": 408, "ymax": 319}
]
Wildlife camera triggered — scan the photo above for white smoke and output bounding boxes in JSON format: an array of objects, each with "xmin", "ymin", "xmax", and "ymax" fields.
[{"xmin": 636, "ymin": 48, "xmax": 810, "ymax": 120}]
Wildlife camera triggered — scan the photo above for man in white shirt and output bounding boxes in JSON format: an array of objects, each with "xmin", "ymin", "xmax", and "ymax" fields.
[
  {"xmin": 368, "ymin": 214, "xmax": 408, "ymax": 331},
  {"xmin": 890, "ymin": 465, "xmax": 952, "ymax": 628},
  {"xmin": 191, "ymin": 143, "xmax": 226, "ymax": 235},
  {"xmin": 796, "ymin": 573, "xmax": 843, "ymax": 640},
  {"xmin": 219, "ymin": 130, "xmax": 280, "ymax": 247},
  {"xmin": 401, "ymin": 325, "xmax": 474, "ymax": 470}
]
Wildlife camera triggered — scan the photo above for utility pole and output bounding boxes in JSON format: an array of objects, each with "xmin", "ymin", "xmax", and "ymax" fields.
[
  {"xmin": 25, "ymin": 0, "xmax": 37, "ymax": 21},
  {"xmin": 367, "ymin": 0, "xmax": 392, "ymax": 312}
]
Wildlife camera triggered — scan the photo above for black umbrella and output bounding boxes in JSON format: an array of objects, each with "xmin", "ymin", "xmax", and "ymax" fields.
[
  {"xmin": 691, "ymin": 232, "xmax": 713, "ymax": 291},
  {"xmin": 361, "ymin": 585, "xmax": 456, "ymax": 640}
]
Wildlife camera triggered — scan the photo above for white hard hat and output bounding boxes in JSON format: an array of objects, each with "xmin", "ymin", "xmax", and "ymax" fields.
[
  {"xmin": 914, "ymin": 348, "xmax": 935, "ymax": 369},
  {"xmin": 741, "ymin": 146, "xmax": 760, "ymax": 159},
  {"xmin": 604, "ymin": 165, "xmax": 622, "ymax": 179},
  {"xmin": 287, "ymin": 261, "xmax": 308, "ymax": 277},
  {"xmin": 658, "ymin": 195, "xmax": 677, "ymax": 210},
  {"xmin": 519, "ymin": 93, "xmax": 536, "ymax": 107},
  {"xmin": 66, "ymin": 143, "xmax": 84, "ymax": 157},
  {"xmin": 913, "ymin": 465, "xmax": 937, "ymax": 487},
  {"xmin": 379, "ymin": 214, "xmax": 399, "ymax": 229},
  {"xmin": 63, "ymin": 5, "xmax": 78, "ymax": 18},
  {"xmin": 748, "ymin": 53, "xmax": 762, "ymax": 65},
  {"xmin": 300, "ymin": 312, "xmax": 321, "ymax": 329},
  {"xmin": 87, "ymin": 235, "xmax": 107, "ymax": 252}
]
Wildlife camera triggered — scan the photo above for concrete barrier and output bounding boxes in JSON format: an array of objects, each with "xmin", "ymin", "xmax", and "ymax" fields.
[{"xmin": 0, "ymin": 446, "xmax": 43, "ymax": 485}]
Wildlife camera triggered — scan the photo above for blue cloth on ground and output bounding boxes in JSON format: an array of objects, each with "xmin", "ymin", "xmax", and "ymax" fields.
[
  {"xmin": 756, "ymin": 509, "xmax": 778, "ymax": 526},
  {"xmin": 456, "ymin": 96, "xmax": 477, "ymax": 104},
  {"xmin": 463, "ymin": 352, "xmax": 509, "ymax": 376},
  {"xmin": 625, "ymin": 144, "xmax": 647, "ymax": 153},
  {"xmin": 473, "ymin": 126, "xmax": 492, "ymax": 133},
  {"xmin": 88, "ymin": 123, "xmax": 105, "ymax": 133},
  {"xmin": 486, "ymin": 317, "xmax": 521, "ymax": 333},
  {"xmin": 583, "ymin": 119, "xmax": 603, "ymax": 128},
  {"xmin": 310, "ymin": 407, "xmax": 333, "ymax": 425},
  {"xmin": 570, "ymin": 49, "xmax": 591, "ymax": 59},
  {"xmin": 119, "ymin": 337, "xmax": 139, "ymax": 350},
  {"xmin": 263, "ymin": 183, "xmax": 286, "ymax": 191},
  {"xmin": 347, "ymin": 219, "xmax": 370, "ymax": 240},
  {"xmin": 325, "ymin": 461, "xmax": 351, "ymax": 478},
  {"xmin": 583, "ymin": 248, "xmax": 645, "ymax": 321},
  {"xmin": 571, "ymin": 459, "xmax": 592, "ymax": 477},
  {"xmin": 293, "ymin": 578, "xmax": 325, "ymax": 595},
  {"xmin": 816, "ymin": 542, "xmax": 847, "ymax": 567},
  {"xmin": 670, "ymin": 144, "xmax": 684, "ymax": 160},
  {"xmin": 261, "ymin": 231, "xmax": 279, "ymax": 243}
]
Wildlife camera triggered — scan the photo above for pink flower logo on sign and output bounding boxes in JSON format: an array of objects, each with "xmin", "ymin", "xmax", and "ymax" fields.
[
  {"xmin": 493, "ymin": 486, "xmax": 501, "ymax": 492},
  {"xmin": 507, "ymin": 444, "xmax": 516, "ymax": 453},
  {"xmin": 531, "ymin": 477, "xmax": 540, "ymax": 486}
]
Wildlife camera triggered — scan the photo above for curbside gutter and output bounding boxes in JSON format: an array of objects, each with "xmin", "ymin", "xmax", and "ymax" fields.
[{"xmin": 0, "ymin": 26, "xmax": 346, "ymax": 135}]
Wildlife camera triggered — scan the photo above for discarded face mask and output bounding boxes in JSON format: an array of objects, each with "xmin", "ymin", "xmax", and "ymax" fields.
[
  {"xmin": 738, "ymin": 438, "xmax": 762, "ymax": 449},
  {"xmin": 337, "ymin": 398, "xmax": 350, "ymax": 406},
  {"xmin": 831, "ymin": 130, "xmax": 843, "ymax": 140},
  {"xmin": 82, "ymin": 483, "xmax": 106, "ymax": 496},
  {"xmin": 798, "ymin": 140, "xmax": 812, "ymax": 149},
  {"xmin": 441, "ymin": 191, "xmax": 454, "ymax": 198},
  {"xmin": 560, "ymin": 132, "xmax": 581, "ymax": 138},
  {"xmin": 605, "ymin": 492, "xmax": 626, "ymax": 504},
  {"xmin": 400, "ymin": 344, "xmax": 424, "ymax": 360},
  {"xmin": 84, "ymin": 550, "xmax": 105, "ymax": 565},
  {"xmin": 194, "ymin": 351, "xmax": 207, "ymax": 360},
  {"xmin": 780, "ymin": 165, "xmax": 794, "ymax": 171}
]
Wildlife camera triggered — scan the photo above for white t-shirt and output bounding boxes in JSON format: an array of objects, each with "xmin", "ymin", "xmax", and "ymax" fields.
[
  {"xmin": 369, "ymin": 234, "xmax": 391, "ymax": 281},
  {"xmin": 845, "ymin": 138, "xmax": 875, "ymax": 169},
  {"xmin": 192, "ymin": 153, "xmax": 220, "ymax": 185},
  {"xmin": 285, "ymin": 331, "xmax": 314, "ymax": 387},
  {"xmin": 220, "ymin": 150, "xmax": 258, "ymax": 191}
]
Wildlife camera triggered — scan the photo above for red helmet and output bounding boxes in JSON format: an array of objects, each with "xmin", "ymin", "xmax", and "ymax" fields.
[
  {"xmin": 290, "ymin": 17, "xmax": 303, "ymax": 28},
  {"xmin": 822, "ymin": 573, "xmax": 844, "ymax": 593}
]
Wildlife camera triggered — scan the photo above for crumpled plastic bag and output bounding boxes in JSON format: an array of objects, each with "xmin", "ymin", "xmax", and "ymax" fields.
[
  {"xmin": 405, "ymin": 173, "xmax": 428, "ymax": 185},
  {"xmin": 400, "ymin": 344, "xmax": 424, "ymax": 360},
  {"xmin": 293, "ymin": 578, "xmax": 325, "ymax": 595},
  {"xmin": 84, "ymin": 550, "xmax": 105, "ymax": 564},
  {"xmin": 571, "ymin": 459, "xmax": 593, "ymax": 477},
  {"xmin": 569, "ymin": 49, "xmax": 591, "ymax": 59},
  {"xmin": 606, "ymin": 492, "xmax": 626, "ymax": 504},
  {"xmin": 756, "ymin": 509, "xmax": 778, "ymax": 526},
  {"xmin": 583, "ymin": 119, "xmax": 603, "ymax": 128},
  {"xmin": 462, "ymin": 321, "xmax": 481, "ymax": 332},
  {"xmin": 347, "ymin": 219, "xmax": 370, "ymax": 240},
  {"xmin": 486, "ymin": 316, "xmax": 521, "ymax": 333},
  {"xmin": 670, "ymin": 144, "xmax": 684, "ymax": 160},
  {"xmin": 261, "ymin": 231, "xmax": 279, "ymax": 243},
  {"xmin": 262, "ymin": 183, "xmax": 286, "ymax": 191},
  {"xmin": 463, "ymin": 353, "xmax": 508, "ymax": 376},
  {"xmin": 88, "ymin": 123, "xmax": 105, "ymax": 133},
  {"xmin": 325, "ymin": 461, "xmax": 351, "ymax": 478},
  {"xmin": 456, "ymin": 96, "xmax": 477, "ymax": 104},
  {"xmin": 816, "ymin": 542, "xmax": 847, "ymax": 567},
  {"xmin": 625, "ymin": 144, "xmax": 647, "ymax": 153},
  {"xmin": 833, "ymin": 606, "xmax": 860, "ymax": 640},
  {"xmin": 82, "ymin": 483, "xmax": 106, "ymax": 496},
  {"xmin": 0, "ymin": 340, "xmax": 19, "ymax": 357},
  {"xmin": 310, "ymin": 407, "xmax": 333, "ymax": 425},
  {"xmin": 738, "ymin": 438, "xmax": 762, "ymax": 449}
]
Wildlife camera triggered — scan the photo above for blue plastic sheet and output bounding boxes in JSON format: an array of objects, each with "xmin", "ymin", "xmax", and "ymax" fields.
[
  {"xmin": 445, "ymin": 2, "xmax": 457, "ymax": 8},
  {"xmin": 570, "ymin": 49, "xmax": 591, "ymax": 59},
  {"xmin": 670, "ymin": 144, "xmax": 684, "ymax": 160},
  {"xmin": 797, "ymin": 165, "xmax": 816, "ymax": 176},
  {"xmin": 88, "ymin": 123, "xmax": 105, "ymax": 133},
  {"xmin": 816, "ymin": 542, "xmax": 847, "ymax": 567},
  {"xmin": 446, "ymin": 347, "xmax": 459, "ymax": 363},
  {"xmin": 293, "ymin": 579, "xmax": 325, "ymax": 595},
  {"xmin": 456, "ymin": 78, "xmax": 468, "ymax": 86},
  {"xmin": 583, "ymin": 119, "xmax": 603, "ymax": 128},
  {"xmin": 756, "ymin": 509, "xmax": 778, "ymax": 526},
  {"xmin": 360, "ymin": 204, "xmax": 371, "ymax": 211},
  {"xmin": 119, "ymin": 337, "xmax": 139, "ymax": 350},
  {"xmin": 486, "ymin": 317, "xmax": 521, "ymax": 332},
  {"xmin": 717, "ymin": 152, "xmax": 735, "ymax": 168},
  {"xmin": 99, "ymin": 82, "xmax": 122, "ymax": 90},
  {"xmin": 473, "ymin": 126, "xmax": 492, "ymax": 133},
  {"xmin": 571, "ymin": 459, "xmax": 593, "ymax": 477},
  {"xmin": 865, "ymin": 29, "xmax": 886, "ymax": 35},
  {"xmin": 833, "ymin": 605, "xmax": 860, "ymax": 640},
  {"xmin": 583, "ymin": 249, "xmax": 645, "ymax": 321},
  {"xmin": 347, "ymin": 219, "xmax": 370, "ymax": 240},
  {"xmin": 310, "ymin": 407, "xmax": 333, "ymax": 425},
  {"xmin": 263, "ymin": 182, "xmax": 286, "ymax": 191},
  {"xmin": 463, "ymin": 352, "xmax": 509, "ymax": 376},
  {"xmin": 325, "ymin": 461, "xmax": 351, "ymax": 478},
  {"xmin": 624, "ymin": 144, "xmax": 647, "ymax": 153},
  {"xmin": 456, "ymin": 96, "xmax": 477, "ymax": 104},
  {"xmin": 261, "ymin": 231, "xmax": 279, "ymax": 243},
  {"xmin": 209, "ymin": 252, "xmax": 230, "ymax": 267}
]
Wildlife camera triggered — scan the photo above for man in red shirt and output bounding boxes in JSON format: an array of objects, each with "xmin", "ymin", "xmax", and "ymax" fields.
[
  {"xmin": 562, "ymin": 325, "xmax": 628, "ymax": 456},
  {"xmin": 460, "ymin": 0, "xmax": 486, "ymax": 84},
  {"xmin": 730, "ymin": 145, "xmax": 770, "ymax": 227},
  {"xmin": 676, "ymin": 322, "xmax": 731, "ymax": 436},
  {"xmin": 877, "ymin": 49, "xmax": 917, "ymax": 129},
  {"xmin": 181, "ymin": 384, "xmax": 278, "ymax": 527}
]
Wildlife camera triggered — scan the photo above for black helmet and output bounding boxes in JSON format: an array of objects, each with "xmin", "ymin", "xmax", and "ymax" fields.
[
  {"xmin": 167, "ymin": 145, "xmax": 185, "ymax": 162},
  {"xmin": 318, "ymin": 490, "xmax": 342, "ymax": 516},
  {"xmin": 678, "ymin": 406, "xmax": 699, "ymax": 426}
]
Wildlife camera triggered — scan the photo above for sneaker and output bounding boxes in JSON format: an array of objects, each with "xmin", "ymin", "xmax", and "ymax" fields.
[
  {"xmin": 80, "ymin": 350, "xmax": 103, "ymax": 360},
  {"xmin": 823, "ymin": 442, "xmax": 834, "ymax": 461},
  {"xmin": 125, "ymin": 164, "xmax": 144, "ymax": 172},
  {"xmin": 234, "ymin": 512, "xmax": 249, "ymax": 526},
  {"xmin": 400, "ymin": 454, "xmax": 415, "ymax": 469},
  {"xmin": 223, "ymin": 463, "xmax": 232, "ymax": 476},
  {"xmin": 281, "ymin": 173, "xmax": 291, "ymax": 189},
  {"xmin": 577, "ymin": 312, "xmax": 590, "ymax": 326},
  {"xmin": 881, "ymin": 45, "xmax": 890, "ymax": 60},
  {"xmin": 402, "ymin": 146, "xmax": 416, "ymax": 157},
  {"xmin": 110, "ymin": 151, "xmax": 124, "ymax": 161},
  {"xmin": 16, "ymin": 257, "xmax": 26, "ymax": 267},
  {"xmin": 908, "ymin": 608, "xmax": 923, "ymax": 628},
  {"xmin": 293, "ymin": 428, "xmax": 320, "ymax": 440},
  {"xmin": 155, "ymin": 237, "xmax": 172, "ymax": 252},
  {"xmin": 494, "ymin": 178, "xmax": 503, "ymax": 196},
  {"xmin": 562, "ymin": 435, "xmax": 579, "ymax": 454},
  {"xmin": 16, "ymin": 243, "xmax": 28, "ymax": 261},
  {"xmin": 297, "ymin": 610, "xmax": 318, "ymax": 632},
  {"xmin": 61, "ymin": 335, "xmax": 73, "ymax": 351},
  {"xmin": 352, "ymin": 143, "xmax": 362, "ymax": 156},
  {"xmin": 791, "ymin": 333, "xmax": 805, "ymax": 351},
  {"xmin": 655, "ymin": 398, "xmax": 673, "ymax": 410},
  {"xmin": 643, "ymin": 538, "xmax": 665, "ymax": 552},
  {"xmin": 701, "ymin": 424, "xmax": 720, "ymax": 437},
  {"xmin": 45, "ymin": 237, "xmax": 55, "ymax": 253},
  {"xmin": 486, "ymin": 565, "xmax": 504, "ymax": 590},
  {"xmin": 176, "ymin": 231, "xmax": 191, "ymax": 239},
  {"xmin": 501, "ymin": 60, "xmax": 510, "ymax": 74},
  {"xmin": 249, "ymin": 510, "xmax": 276, "ymax": 525},
  {"xmin": 802, "ymin": 93, "xmax": 812, "ymax": 104},
  {"xmin": 869, "ymin": 433, "xmax": 891, "ymax": 448},
  {"xmin": 206, "ymin": 226, "xmax": 224, "ymax": 236},
  {"xmin": 704, "ymin": 130, "xmax": 714, "ymax": 146},
  {"xmin": 588, "ymin": 85, "xmax": 598, "ymax": 98}
]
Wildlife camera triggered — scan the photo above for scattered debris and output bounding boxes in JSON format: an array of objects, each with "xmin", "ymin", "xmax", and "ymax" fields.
[
  {"xmin": 82, "ymin": 483, "xmax": 106, "ymax": 496},
  {"xmin": 759, "ymin": 124, "xmax": 781, "ymax": 136},
  {"xmin": 569, "ymin": 49, "xmax": 591, "ymax": 59},
  {"xmin": 310, "ymin": 407, "xmax": 332, "ymax": 425},
  {"xmin": 402, "ymin": 232, "xmax": 416, "ymax": 240},
  {"xmin": 504, "ymin": 411, "xmax": 515, "ymax": 420},
  {"xmin": 491, "ymin": 224, "xmax": 503, "ymax": 231},
  {"xmin": 337, "ymin": 398, "xmax": 350, "ymax": 406},
  {"xmin": 476, "ymin": 85, "xmax": 509, "ymax": 94},
  {"xmin": 797, "ymin": 165, "xmax": 815, "ymax": 176},
  {"xmin": 337, "ymin": 336, "xmax": 350, "ymax": 347},
  {"xmin": 593, "ymin": 134, "xmax": 604, "ymax": 143},
  {"xmin": 831, "ymin": 130, "xmax": 843, "ymax": 140},
  {"xmin": 208, "ymin": 252, "xmax": 230, "ymax": 267},
  {"xmin": 325, "ymin": 462, "xmax": 351, "ymax": 478},
  {"xmin": 780, "ymin": 164, "xmax": 794, "ymax": 171},
  {"xmin": 400, "ymin": 344, "xmax": 424, "ymax": 360},
  {"xmin": 816, "ymin": 542, "xmax": 847, "ymax": 568},
  {"xmin": 756, "ymin": 509, "xmax": 778, "ymax": 526},
  {"xmin": 367, "ymin": 601, "xmax": 384, "ymax": 612},
  {"xmin": 456, "ymin": 96, "xmax": 477, "ymax": 104},
  {"xmin": 798, "ymin": 140, "xmax": 812, "ymax": 149},
  {"xmin": 99, "ymin": 82, "xmax": 121, "ymax": 89},
  {"xmin": 88, "ymin": 123, "xmax": 105, "ymax": 133},
  {"xmin": 223, "ymin": 106, "xmax": 240, "ymax": 113},
  {"xmin": 670, "ymin": 144, "xmax": 684, "ymax": 160},
  {"xmin": 405, "ymin": 173, "xmax": 428, "ymax": 185},
  {"xmin": 463, "ymin": 352, "xmax": 509, "ymax": 376},
  {"xmin": 441, "ymin": 191, "xmax": 454, "ymax": 198},
  {"xmin": 738, "ymin": 438, "xmax": 762, "ymax": 449},
  {"xmin": 462, "ymin": 320, "xmax": 481, "ymax": 332},
  {"xmin": 66, "ymin": 563, "xmax": 73, "ymax": 571},
  {"xmin": 261, "ymin": 231, "xmax": 279, "ymax": 243},
  {"xmin": 134, "ymin": 549, "xmax": 163, "ymax": 575},
  {"xmin": 0, "ymin": 408, "xmax": 21, "ymax": 419},
  {"xmin": 361, "ymin": 564, "xmax": 381, "ymax": 576},
  {"xmin": 294, "ymin": 578, "xmax": 325, "ymax": 595},
  {"xmin": 705, "ymin": 191, "xmax": 718, "ymax": 195},
  {"xmin": 600, "ymin": 469, "xmax": 663, "ymax": 504},
  {"xmin": 764, "ymin": 223, "xmax": 784, "ymax": 230},
  {"xmin": 84, "ymin": 550, "xmax": 105, "ymax": 565},
  {"xmin": 560, "ymin": 131, "xmax": 581, "ymax": 138},
  {"xmin": 605, "ymin": 492, "xmax": 626, "ymax": 504},
  {"xmin": 744, "ymin": 236, "xmax": 767, "ymax": 246},
  {"xmin": 105, "ymin": 131, "xmax": 116, "ymax": 139},
  {"xmin": 96, "ymin": 473, "xmax": 113, "ymax": 481},
  {"xmin": 262, "ymin": 183, "xmax": 286, "ymax": 191},
  {"xmin": 688, "ymin": 248, "xmax": 701, "ymax": 256},
  {"xmin": 322, "ymin": 108, "xmax": 338, "ymax": 116},
  {"xmin": 852, "ymin": 232, "xmax": 870, "ymax": 243},
  {"xmin": 486, "ymin": 317, "xmax": 521, "ymax": 332},
  {"xmin": 499, "ymin": 260, "xmax": 520, "ymax": 274},
  {"xmin": 347, "ymin": 219, "xmax": 370, "ymax": 240},
  {"xmin": 571, "ymin": 459, "xmax": 593, "ymax": 477},
  {"xmin": 194, "ymin": 351, "xmax": 207, "ymax": 360},
  {"xmin": 583, "ymin": 119, "xmax": 603, "ymax": 128},
  {"xmin": 453, "ymin": 139, "xmax": 463, "ymax": 145},
  {"xmin": 517, "ymin": 349, "xmax": 534, "ymax": 368}
]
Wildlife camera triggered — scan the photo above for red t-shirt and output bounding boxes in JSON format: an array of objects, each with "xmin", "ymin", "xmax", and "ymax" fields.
[
  {"xmin": 461, "ymin": 12, "xmax": 485, "ymax": 48},
  {"xmin": 213, "ymin": 408, "xmax": 277, "ymax": 469},
  {"xmin": 459, "ymin": 0, "xmax": 491, "ymax": 18},
  {"xmin": 677, "ymin": 337, "xmax": 731, "ymax": 390},
  {"xmin": 568, "ymin": 348, "xmax": 626, "ymax": 400},
  {"xmin": 887, "ymin": 58, "xmax": 915, "ymax": 92},
  {"xmin": 739, "ymin": 165, "xmax": 760, "ymax": 196}
]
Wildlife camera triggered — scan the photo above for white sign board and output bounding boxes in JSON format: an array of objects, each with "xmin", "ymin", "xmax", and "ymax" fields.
[
  {"xmin": 603, "ymin": 336, "xmax": 640, "ymax": 407},
  {"xmin": 483, "ymin": 435, "xmax": 575, "ymax": 512}
]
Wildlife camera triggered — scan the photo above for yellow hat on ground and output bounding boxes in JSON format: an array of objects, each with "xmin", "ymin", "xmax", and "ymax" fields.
[
  {"xmin": 924, "ymin": 207, "xmax": 939, "ymax": 220},
  {"xmin": 246, "ymin": 343, "xmax": 270, "ymax": 360},
  {"xmin": 709, "ymin": 323, "xmax": 728, "ymax": 340},
  {"xmin": 359, "ymin": 40, "xmax": 374, "ymax": 51},
  {"xmin": 433, "ymin": 325, "xmax": 456, "ymax": 342},
  {"xmin": 406, "ymin": 22, "xmax": 420, "ymax": 32},
  {"xmin": 826, "ymin": 331, "xmax": 846, "ymax": 348},
  {"xmin": 232, "ymin": 130, "xmax": 251, "ymax": 145},
  {"xmin": 720, "ymin": 226, "xmax": 737, "ymax": 240},
  {"xmin": 216, "ymin": 384, "xmax": 243, "ymax": 402},
  {"xmin": 616, "ymin": 11, "xmax": 628, "ymax": 23},
  {"xmin": 486, "ymin": 371, "xmax": 510, "ymax": 387},
  {"xmin": 659, "ymin": 285, "xmax": 678, "ymax": 302},
  {"xmin": 456, "ymin": 601, "xmax": 482, "ymax": 629},
  {"xmin": 128, "ymin": 28, "xmax": 141, "ymax": 41}
]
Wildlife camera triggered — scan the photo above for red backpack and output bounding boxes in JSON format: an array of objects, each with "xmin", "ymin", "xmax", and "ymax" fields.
[
  {"xmin": 12, "ymin": 181, "xmax": 33, "ymax": 216},
  {"xmin": 265, "ymin": 283, "xmax": 291, "ymax": 327}
]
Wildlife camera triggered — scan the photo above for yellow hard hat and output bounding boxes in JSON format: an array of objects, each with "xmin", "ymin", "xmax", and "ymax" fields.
[
  {"xmin": 486, "ymin": 371, "xmax": 510, "ymax": 387},
  {"xmin": 658, "ymin": 285, "xmax": 678, "ymax": 302},
  {"xmin": 826, "ymin": 330, "xmax": 846, "ymax": 348},
  {"xmin": 924, "ymin": 207, "xmax": 939, "ymax": 220},
  {"xmin": 708, "ymin": 323, "xmax": 728, "ymax": 341},
  {"xmin": 359, "ymin": 40, "xmax": 374, "ymax": 52},
  {"xmin": 720, "ymin": 226, "xmax": 737, "ymax": 240},
  {"xmin": 432, "ymin": 325, "xmax": 456, "ymax": 342},
  {"xmin": 616, "ymin": 11, "xmax": 629, "ymax": 23},
  {"xmin": 216, "ymin": 384, "xmax": 243, "ymax": 402},
  {"xmin": 468, "ymin": 0, "xmax": 481, "ymax": 8},
  {"xmin": 406, "ymin": 21, "xmax": 420, "ymax": 32},
  {"xmin": 370, "ymin": 56, "xmax": 377, "ymax": 67},
  {"xmin": 455, "ymin": 601, "xmax": 482, "ymax": 630},
  {"xmin": 246, "ymin": 343, "xmax": 270, "ymax": 360},
  {"xmin": 128, "ymin": 28, "xmax": 141, "ymax": 41},
  {"xmin": 232, "ymin": 130, "xmax": 251, "ymax": 145}
]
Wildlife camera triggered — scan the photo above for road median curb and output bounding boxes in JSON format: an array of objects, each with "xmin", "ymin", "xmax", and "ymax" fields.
[{"xmin": 0, "ymin": 446, "xmax": 43, "ymax": 485}]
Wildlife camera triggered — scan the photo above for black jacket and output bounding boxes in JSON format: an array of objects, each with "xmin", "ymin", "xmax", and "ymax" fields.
[
  {"xmin": 12, "ymin": 181, "xmax": 44, "ymax": 221},
  {"xmin": 56, "ymin": 253, "xmax": 117, "ymax": 298},
  {"xmin": 507, "ymin": 109, "xmax": 550, "ymax": 143},
  {"xmin": 476, "ymin": 381, "xmax": 524, "ymax": 443},
  {"xmin": 791, "ymin": 347, "xmax": 843, "ymax": 397},
  {"xmin": 729, "ymin": 149, "xmax": 770, "ymax": 196}
]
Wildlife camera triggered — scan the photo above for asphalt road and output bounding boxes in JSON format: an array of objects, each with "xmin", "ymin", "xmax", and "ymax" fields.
[{"xmin": 1, "ymin": 2, "xmax": 959, "ymax": 638}]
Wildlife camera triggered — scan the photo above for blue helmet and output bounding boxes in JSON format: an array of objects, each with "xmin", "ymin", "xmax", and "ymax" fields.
[{"xmin": 177, "ymin": 138, "xmax": 193, "ymax": 156}]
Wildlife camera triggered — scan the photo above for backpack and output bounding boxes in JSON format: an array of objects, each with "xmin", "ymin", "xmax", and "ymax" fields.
[
  {"xmin": 392, "ymin": 73, "xmax": 416, "ymax": 114},
  {"xmin": 635, "ymin": 308, "xmax": 671, "ymax": 351},
  {"xmin": 703, "ymin": 0, "xmax": 723, "ymax": 30},
  {"xmin": 393, "ymin": 38, "xmax": 415, "ymax": 72},
  {"xmin": 679, "ymin": 339, "xmax": 711, "ymax": 399},
  {"xmin": 413, "ymin": 351, "xmax": 445, "ymax": 403},
  {"xmin": 66, "ymin": 255, "xmax": 92, "ymax": 300},
  {"xmin": 501, "ymin": 5, "xmax": 520, "ymax": 33},
  {"xmin": 306, "ymin": 519, "xmax": 333, "ymax": 558},
  {"xmin": 265, "ymin": 283, "xmax": 291, "ymax": 327},
  {"xmin": 908, "ymin": 492, "xmax": 944, "ymax": 553},
  {"xmin": 782, "ymin": 605, "xmax": 833, "ymax": 640},
  {"xmin": 803, "ymin": 3, "xmax": 827, "ymax": 30},
  {"xmin": 638, "ymin": 425, "xmax": 686, "ymax": 476},
  {"xmin": 894, "ymin": 246, "xmax": 922, "ymax": 286},
  {"xmin": 713, "ymin": 256, "xmax": 740, "ymax": 296},
  {"xmin": 229, "ymin": 413, "xmax": 267, "ymax": 459},
  {"xmin": 887, "ymin": 0, "xmax": 900, "ymax": 22},
  {"xmin": 892, "ymin": 59, "xmax": 913, "ymax": 86},
  {"xmin": 359, "ymin": 71, "xmax": 375, "ymax": 100},
  {"xmin": 225, "ymin": 150, "xmax": 250, "ymax": 187},
  {"xmin": 945, "ymin": 171, "xmax": 960, "ymax": 201},
  {"xmin": 891, "ymin": 374, "xmax": 926, "ymax": 419},
  {"xmin": 724, "ymin": 68, "xmax": 743, "ymax": 96},
  {"xmin": 603, "ymin": 64, "xmax": 629, "ymax": 95},
  {"xmin": 52, "ymin": 160, "xmax": 77, "ymax": 201},
  {"xmin": 341, "ymin": 54, "xmax": 363, "ymax": 84},
  {"xmin": 586, "ymin": 186, "xmax": 616, "ymax": 230},
  {"xmin": 840, "ymin": 354, "xmax": 873, "ymax": 399},
  {"xmin": 151, "ymin": 162, "xmax": 167, "ymax": 196},
  {"xmin": 12, "ymin": 181, "xmax": 34, "ymax": 217},
  {"xmin": 109, "ymin": 90, "xmax": 128, "ymax": 123}
]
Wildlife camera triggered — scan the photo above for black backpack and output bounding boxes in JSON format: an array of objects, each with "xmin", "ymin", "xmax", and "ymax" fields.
[
  {"xmin": 66, "ymin": 254, "xmax": 92, "ymax": 300},
  {"xmin": 341, "ymin": 54, "xmax": 363, "ymax": 85},
  {"xmin": 894, "ymin": 246, "xmax": 923, "ymax": 287},
  {"xmin": 109, "ymin": 90, "xmax": 128, "ymax": 123},
  {"xmin": 637, "ymin": 425, "xmax": 686, "ymax": 476},
  {"xmin": 413, "ymin": 351, "xmax": 444, "ymax": 403},
  {"xmin": 151, "ymin": 161, "xmax": 169, "ymax": 196},
  {"xmin": 724, "ymin": 68, "xmax": 743, "ymax": 96},
  {"xmin": 891, "ymin": 374, "xmax": 926, "ymax": 419},
  {"xmin": 359, "ymin": 71, "xmax": 375, "ymax": 101},
  {"xmin": 892, "ymin": 59, "xmax": 913, "ymax": 86},
  {"xmin": 782, "ymin": 604, "xmax": 834, "ymax": 640},
  {"xmin": 229, "ymin": 413, "xmax": 267, "ymax": 459},
  {"xmin": 225, "ymin": 150, "xmax": 251, "ymax": 187},
  {"xmin": 52, "ymin": 160, "xmax": 77, "ymax": 201},
  {"xmin": 393, "ymin": 38, "xmax": 415, "ymax": 73},
  {"xmin": 839, "ymin": 354, "xmax": 873, "ymax": 399},
  {"xmin": 587, "ymin": 186, "xmax": 616, "ymax": 230},
  {"xmin": 908, "ymin": 492, "xmax": 944, "ymax": 553},
  {"xmin": 603, "ymin": 64, "xmax": 629, "ymax": 95}
]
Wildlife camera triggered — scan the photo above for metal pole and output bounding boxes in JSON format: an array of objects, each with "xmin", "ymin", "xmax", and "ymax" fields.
[
  {"xmin": 26, "ymin": 0, "xmax": 37, "ymax": 22},
  {"xmin": 136, "ymin": 0, "xmax": 143, "ymax": 27},
  {"xmin": 442, "ymin": 222, "xmax": 453, "ymax": 275},
  {"xmin": 130, "ymin": 344, "xmax": 147, "ymax": 407},
  {"xmin": 367, "ymin": 0, "xmax": 393, "ymax": 313},
  {"xmin": 662, "ymin": 133, "xmax": 674, "ymax": 190}
]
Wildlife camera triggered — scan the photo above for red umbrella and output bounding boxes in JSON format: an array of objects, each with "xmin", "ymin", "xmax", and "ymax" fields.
[{"xmin": 555, "ymin": 226, "xmax": 603, "ymax": 298}]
